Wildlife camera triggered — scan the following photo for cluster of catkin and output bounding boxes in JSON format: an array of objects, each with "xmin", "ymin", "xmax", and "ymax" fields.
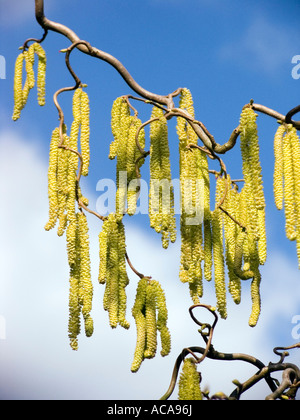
[
  {"xmin": 178, "ymin": 358, "xmax": 202, "ymax": 400},
  {"xmin": 274, "ymin": 124, "xmax": 300, "ymax": 268},
  {"xmin": 131, "ymin": 277, "xmax": 171, "ymax": 372},
  {"xmin": 98, "ymin": 213, "xmax": 130, "ymax": 329},
  {"xmin": 109, "ymin": 97, "xmax": 146, "ymax": 220},
  {"xmin": 213, "ymin": 176, "xmax": 262, "ymax": 327},
  {"xmin": 176, "ymin": 88, "xmax": 211, "ymax": 304},
  {"xmin": 208, "ymin": 107, "xmax": 266, "ymax": 326},
  {"xmin": 149, "ymin": 106, "xmax": 177, "ymax": 248},
  {"xmin": 12, "ymin": 42, "xmax": 46, "ymax": 121},
  {"xmin": 44, "ymin": 86, "xmax": 93, "ymax": 349}
]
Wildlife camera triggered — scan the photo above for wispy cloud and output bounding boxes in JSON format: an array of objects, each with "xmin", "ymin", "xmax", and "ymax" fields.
[
  {"xmin": 220, "ymin": 15, "xmax": 298, "ymax": 76},
  {"xmin": 0, "ymin": 0, "xmax": 55, "ymax": 28}
]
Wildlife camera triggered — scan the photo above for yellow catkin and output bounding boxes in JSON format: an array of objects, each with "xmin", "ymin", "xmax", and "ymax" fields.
[
  {"xmin": 44, "ymin": 127, "xmax": 60, "ymax": 231},
  {"xmin": 33, "ymin": 42, "xmax": 46, "ymax": 106},
  {"xmin": 288, "ymin": 126, "xmax": 300, "ymax": 268},
  {"xmin": 68, "ymin": 215, "xmax": 81, "ymax": 350},
  {"xmin": 177, "ymin": 89, "xmax": 207, "ymax": 302},
  {"xmin": 99, "ymin": 214, "xmax": 130, "ymax": 329},
  {"xmin": 257, "ymin": 207, "xmax": 267, "ymax": 265},
  {"xmin": 233, "ymin": 230, "xmax": 255, "ymax": 280},
  {"xmin": 153, "ymin": 280, "xmax": 171, "ymax": 357},
  {"xmin": 211, "ymin": 208, "xmax": 227, "ymax": 319},
  {"xmin": 273, "ymin": 124, "xmax": 286, "ymax": 210},
  {"xmin": 110, "ymin": 97, "xmax": 146, "ymax": 218},
  {"xmin": 239, "ymin": 106, "xmax": 265, "ymax": 211},
  {"xmin": 117, "ymin": 221, "xmax": 130, "ymax": 329},
  {"xmin": 56, "ymin": 129, "xmax": 70, "ymax": 236},
  {"xmin": 131, "ymin": 277, "xmax": 148, "ymax": 373},
  {"xmin": 222, "ymin": 183, "xmax": 242, "ymax": 304},
  {"xmin": 131, "ymin": 278, "xmax": 171, "ymax": 372},
  {"xmin": 12, "ymin": 43, "xmax": 46, "ymax": 121},
  {"xmin": 126, "ymin": 117, "xmax": 145, "ymax": 216},
  {"xmin": 12, "ymin": 52, "xmax": 25, "ymax": 121},
  {"xmin": 77, "ymin": 212, "xmax": 94, "ymax": 337},
  {"xmin": 80, "ymin": 90, "xmax": 90, "ymax": 176},
  {"xmin": 144, "ymin": 282, "xmax": 157, "ymax": 359},
  {"xmin": 149, "ymin": 106, "xmax": 176, "ymax": 248},
  {"xmin": 282, "ymin": 128, "xmax": 297, "ymax": 241},
  {"xmin": 178, "ymin": 358, "xmax": 202, "ymax": 401}
]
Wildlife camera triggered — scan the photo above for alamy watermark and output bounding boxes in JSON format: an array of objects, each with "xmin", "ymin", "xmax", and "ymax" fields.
[
  {"xmin": 96, "ymin": 172, "xmax": 205, "ymax": 225},
  {"xmin": 291, "ymin": 315, "xmax": 300, "ymax": 340},
  {"xmin": 292, "ymin": 55, "xmax": 300, "ymax": 80},
  {"xmin": 0, "ymin": 55, "xmax": 6, "ymax": 80},
  {"xmin": 0, "ymin": 315, "xmax": 6, "ymax": 340}
]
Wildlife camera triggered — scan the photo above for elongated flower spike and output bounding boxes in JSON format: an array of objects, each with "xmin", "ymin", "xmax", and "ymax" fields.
[
  {"xmin": 131, "ymin": 278, "xmax": 171, "ymax": 372},
  {"xmin": 177, "ymin": 88, "xmax": 208, "ymax": 303},
  {"xmin": 273, "ymin": 124, "xmax": 286, "ymax": 210},
  {"xmin": 98, "ymin": 213, "xmax": 130, "ymax": 329},
  {"xmin": 178, "ymin": 358, "xmax": 202, "ymax": 400},
  {"xmin": 12, "ymin": 42, "xmax": 46, "ymax": 121},
  {"xmin": 68, "ymin": 211, "xmax": 94, "ymax": 350},
  {"xmin": 149, "ymin": 106, "xmax": 176, "ymax": 248},
  {"xmin": 12, "ymin": 52, "xmax": 25, "ymax": 121},
  {"xmin": 33, "ymin": 42, "xmax": 47, "ymax": 106}
]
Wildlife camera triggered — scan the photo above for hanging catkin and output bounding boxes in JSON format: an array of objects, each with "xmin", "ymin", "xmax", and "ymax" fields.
[
  {"xmin": 217, "ymin": 175, "xmax": 242, "ymax": 304},
  {"xmin": 273, "ymin": 124, "xmax": 286, "ymax": 210},
  {"xmin": 131, "ymin": 278, "xmax": 171, "ymax": 373},
  {"xmin": 212, "ymin": 177, "xmax": 227, "ymax": 319},
  {"xmin": 178, "ymin": 358, "xmax": 202, "ymax": 400},
  {"xmin": 149, "ymin": 106, "xmax": 176, "ymax": 248},
  {"xmin": 239, "ymin": 106, "xmax": 267, "ymax": 265},
  {"xmin": 68, "ymin": 211, "xmax": 94, "ymax": 350},
  {"xmin": 12, "ymin": 42, "xmax": 46, "ymax": 121},
  {"xmin": 282, "ymin": 126, "xmax": 299, "ymax": 241},
  {"xmin": 177, "ymin": 88, "xmax": 209, "ymax": 303},
  {"xmin": 273, "ymin": 123, "xmax": 300, "ymax": 267},
  {"xmin": 109, "ymin": 97, "xmax": 145, "ymax": 219},
  {"xmin": 98, "ymin": 213, "xmax": 130, "ymax": 329},
  {"xmin": 45, "ymin": 127, "xmax": 60, "ymax": 231}
]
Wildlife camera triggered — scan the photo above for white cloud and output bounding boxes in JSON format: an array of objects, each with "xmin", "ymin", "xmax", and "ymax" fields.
[
  {"xmin": 0, "ymin": 0, "xmax": 55, "ymax": 28},
  {"xmin": 0, "ymin": 130, "xmax": 299, "ymax": 400},
  {"xmin": 220, "ymin": 15, "xmax": 298, "ymax": 76}
]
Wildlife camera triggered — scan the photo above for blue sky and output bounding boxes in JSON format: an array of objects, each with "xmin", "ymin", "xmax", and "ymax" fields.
[{"xmin": 0, "ymin": 0, "xmax": 300, "ymax": 400}]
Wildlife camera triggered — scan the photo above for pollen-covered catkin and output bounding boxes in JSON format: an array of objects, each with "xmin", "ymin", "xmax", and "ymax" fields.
[
  {"xmin": 12, "ymin": 42, "xmax": 46, "ymax": 121},
  {"xmin": 131, "ymin": 277, "xmax": 148, "ymax": 372},
  {"xmin": 131, "ymin": 278, "xmax": 171, "ymax": 372},
  {"xmin": 33, "ymin": 42, "xmax": 46, "ymax": 106},
  {"xmin": 77, "ymin": 212, "xmax": 94, "ymax": 337},
  {"xmin": 153, "ymin": 280, "xmax": 171, "ymax": 357},
  {"xmin": 240, "ymin": 106, "xmax": 265, "ymax": 211},
  {"xmin": 144, "ymin": 282, "xmax": 157, "ymax": 359},
  {"xmin": 178, "ymin": 358, "xmax": 202, "ymax": 400},
  {"xmin": 98, "ymin": 213, "xmax": 130, "ymax": 329},
  {"xmin": 273, "ymin": 124, "xmax": 286, "ymax": 210},
  {"xmin": 80, "ymin": 90, "xmax": 90, "ymax": 176},
  {"xmin": 282, "ymin": 127, "xmax": 297, "ymax": 241},
  {"xmin": 110, "ymin": 97, "xmax": 146, "ymax": 218},
  {"xmin": 45, "ymin": 127, "xmax": 60, "ymax": 231},
  {"xmin": 177, "ymin": 88, "xmax": 208, "ymax": 302},
  {"xmin": 12, "ymin": 52, "xmax": 25, "ymax": 121},
  {"xmin": 211, "ymin": 208, "xmax": 227, "ymax": 319},
  {"xmin": 149, "ymin": 106, "xmax": 176, "ymax": 248}
]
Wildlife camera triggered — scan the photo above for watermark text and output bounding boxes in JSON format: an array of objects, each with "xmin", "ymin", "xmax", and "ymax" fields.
[
  {"xmin": 0, "ymin": 55, "xmax": 6, "ymax": 80},
  {"xmin": 292, "ymin": 55, "xmax": 300, "ymax": 80},
  {"xmin": 291, "ymin": 315, "xmax": 300, "ymax": 340}
]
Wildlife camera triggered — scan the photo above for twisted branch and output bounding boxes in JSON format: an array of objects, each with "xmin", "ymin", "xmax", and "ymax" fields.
[
  {"xmin": 35, "ymin": 0, "xmax": 300, "ymax": 161},
  {"xmin": 160, "ymin": 304, "xmax": 300, "ymax": 400}
]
